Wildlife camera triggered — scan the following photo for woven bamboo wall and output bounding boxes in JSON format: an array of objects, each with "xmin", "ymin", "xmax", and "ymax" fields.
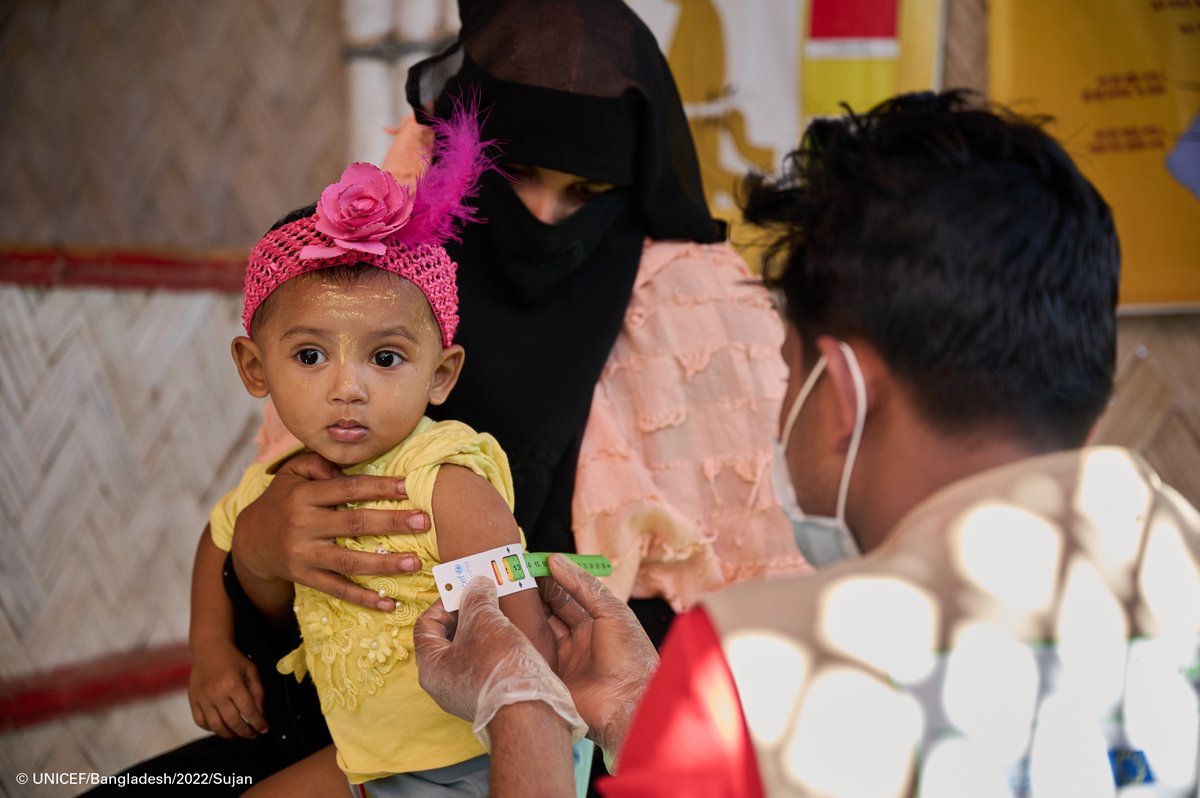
[
  {"xmin": 942, "ymin": 0, "xmax": 987, "ymax": 95},
  {"xmin": 0, "ymin": 285, "xmax": 256, "ymax": 673},
  {"xmin": 0, "ymin": 1, "xmax": 349, "ymax": 793},
  {"xmin": 1094, "ymin": 314, "xmax": 1200, "ymax": 504},
  {"xmin": 0, "ymin": 0, "xmax": 348, "ymax": 248}
]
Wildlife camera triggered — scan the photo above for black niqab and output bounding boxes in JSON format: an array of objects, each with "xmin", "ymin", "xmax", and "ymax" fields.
[{"xmin": 408, "ymin": 0, "xmax": 722, "ymax": 554}]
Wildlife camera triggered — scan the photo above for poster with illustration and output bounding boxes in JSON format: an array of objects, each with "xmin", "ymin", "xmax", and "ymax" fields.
[
  {"xmin": 990, "ymin": 0, "xmax": 1200, "ymax": 307},
  {"xmin": 629, "ymin": 0, "xmax": 946, "ymax": 252}
]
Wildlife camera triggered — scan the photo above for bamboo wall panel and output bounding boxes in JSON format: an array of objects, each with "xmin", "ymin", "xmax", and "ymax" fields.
[
  {"xmin": 1094, "ymin": 313, "xmax": 1200, "ymax": 509},
  {"xmin": 0, "ymin": 0, "xmax": 347, "ymax": 791},
  {"xmin": 942, "ymin": 0, "xmax": 987, "ymax": 94},
  {"xmin": 0, "ymin": 286, "xmax": 258, "ymax": 677},
  {"xmin": 0, "ymin": 0, "xmax": 347, "ymax": 249},
  {"xmin": 0, "ymin": 0, "xmax": 345, "ymax": 675},
  {"xmin": 0, "ymin": 286, "xmax": 256, "ymax": 795},
  {"xmin": 0, "ymin": 693, "xmax": 198, "ymax": 798}
]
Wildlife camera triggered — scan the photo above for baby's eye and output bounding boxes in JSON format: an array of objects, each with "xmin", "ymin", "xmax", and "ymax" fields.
[
  {"xmin": 296, "ymin": 349, "xmax": 325, "ymax": 366},
  {"xmin": 373, "ymin": 350, "xmax": 403, "ymax": 368}
]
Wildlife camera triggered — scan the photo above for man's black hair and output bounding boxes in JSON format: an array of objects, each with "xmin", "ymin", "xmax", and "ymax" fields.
[{"xmin": 743, "ymin": 90, "xmax": 1119, "ymax": 447}]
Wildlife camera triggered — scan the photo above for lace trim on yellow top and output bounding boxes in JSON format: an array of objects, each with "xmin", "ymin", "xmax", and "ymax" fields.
[{"xmin": 209, "ymin": 416, "xmax": 516, "ymax": 778}]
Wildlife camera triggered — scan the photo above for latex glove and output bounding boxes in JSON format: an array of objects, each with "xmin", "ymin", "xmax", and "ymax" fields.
[
  {"xmin": 231, "ymin": 451, "xmax": 426, "ymax": 612},
  {"xmin": 540, "ymin": 554, "xmax": 659, "ymax": 767},
  {"xmin": 414, "ymin": 576, "xmax": 586, "ymax": 751}
]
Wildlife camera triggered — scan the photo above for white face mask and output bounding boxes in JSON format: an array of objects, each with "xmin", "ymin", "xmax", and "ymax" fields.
[{"xmin": 771, "ymin": 340, "xmax": 867, "ymax": 566}]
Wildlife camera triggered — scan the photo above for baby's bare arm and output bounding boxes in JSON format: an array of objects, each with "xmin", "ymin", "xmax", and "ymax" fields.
[
  {"xmin": 189, "ymin": 527, "xmax": 268, "ymax": 738},
  {"xmin": 432, "ymin": 465, "xmax": 558, "ymax": 668}
]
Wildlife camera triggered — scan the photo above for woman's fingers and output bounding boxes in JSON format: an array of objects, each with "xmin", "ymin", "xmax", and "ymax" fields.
[{"xmin": 299, "ymin": 474, "xmax": 410, "ymax": 510}]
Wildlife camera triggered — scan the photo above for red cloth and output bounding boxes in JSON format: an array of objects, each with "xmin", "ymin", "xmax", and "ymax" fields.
[{"xmin": 600, "ymin": 608, "xmax": 764, "ymax": 798}]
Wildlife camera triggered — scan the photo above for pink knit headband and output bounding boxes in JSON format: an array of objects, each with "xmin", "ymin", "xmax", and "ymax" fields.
[
  {"xmin": 242, "ymin": 98, "xmax": 491, "ymax": 347},
  {"xmin": 243, "ymin": 211, "xmax": 461, "ymax": 346}
]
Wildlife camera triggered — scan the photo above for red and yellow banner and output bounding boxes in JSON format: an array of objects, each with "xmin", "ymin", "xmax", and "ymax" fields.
[
  {"xmin": 803, "ymin": 0, "xmax": 900, "ymax": 118},
  {"xmin": 641, "ymin": 0, "xmax": 946, "ymax": 263}
]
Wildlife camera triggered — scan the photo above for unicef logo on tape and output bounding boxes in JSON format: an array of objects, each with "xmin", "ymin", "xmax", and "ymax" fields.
[{"xmin": 454, "ymin": 563, "xmax": 464, "ymax": 575}]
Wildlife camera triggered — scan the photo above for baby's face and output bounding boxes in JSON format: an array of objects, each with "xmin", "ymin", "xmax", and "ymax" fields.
[{"xmin": 252, "ymin": 271, "xmax": 452, "ymax": 466}]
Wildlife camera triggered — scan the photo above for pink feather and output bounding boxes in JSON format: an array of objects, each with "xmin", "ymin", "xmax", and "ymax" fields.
[{"xmin": 392, "ymin": 93, "xmax": 494, "ymax": 249}]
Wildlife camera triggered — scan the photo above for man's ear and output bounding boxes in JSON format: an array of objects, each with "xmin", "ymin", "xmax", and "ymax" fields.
[
  {"xmin": 231, "ymin": 336, "xmax": 270, "ymax": 398},
  {"xmin": 816, "ymin": 335, "xmax": 873, "ymax": 451},
  {"xmin": 428, "ymin": 344, "xmax": 465, "ymax": 406}
]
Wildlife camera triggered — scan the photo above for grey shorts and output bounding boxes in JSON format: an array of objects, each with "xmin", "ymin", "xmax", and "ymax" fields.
[
  {"xmin": 351, "ymin": 740, "xmax": 594, "ymax": 797},
  {"xmin": 350, "ymin": 754, "xmax": 489, "ymax": 798}
]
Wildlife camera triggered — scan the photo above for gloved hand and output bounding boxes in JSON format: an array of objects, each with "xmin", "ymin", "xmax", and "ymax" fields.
[
  {"xmin": 414, "ymin": 576, "xmax": 586, "ymax": 750},
  {"xmin": 540, "ymin": 554, "xmax": 659, "ymax": 767}
]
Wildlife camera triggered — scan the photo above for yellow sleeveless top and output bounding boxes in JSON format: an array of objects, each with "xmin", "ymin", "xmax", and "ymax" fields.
[{"xmin": 210, "ymin": 416, "xmax": 517, "ymax": 783}]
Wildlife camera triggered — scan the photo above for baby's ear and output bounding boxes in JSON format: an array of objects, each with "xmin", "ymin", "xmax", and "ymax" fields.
[
  {"xmin": 428, "ymin": 344, "xmax": 465, "ymax": 406},
  {"xmin": 231, "ymin": 336, "xmax": 270, "ymax": 398}
]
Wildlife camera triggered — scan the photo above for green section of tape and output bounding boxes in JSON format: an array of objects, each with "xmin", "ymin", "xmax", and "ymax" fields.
[{"xmin": 521, "ymin": 552, "xmax": 612, "ymax": 578}]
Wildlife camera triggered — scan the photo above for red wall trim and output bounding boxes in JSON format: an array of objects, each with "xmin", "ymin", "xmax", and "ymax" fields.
[
  {"xmin": 0, "ymin": 245, "xmax": 247, "ymax": 292},
  {"xmin": 0, "ymin": 643, "xmax": 191, "ymax": 730}
]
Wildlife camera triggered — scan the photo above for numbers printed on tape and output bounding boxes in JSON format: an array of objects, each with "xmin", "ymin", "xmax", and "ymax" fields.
[{"xmin": 522, "ymin": 552, "xmax": 612, "ymax": 577}]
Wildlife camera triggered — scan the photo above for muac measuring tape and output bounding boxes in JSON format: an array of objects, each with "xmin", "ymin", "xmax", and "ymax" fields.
[{"xmin": 432, "ymin": 544, "xmax": 612, "ymax": 611}]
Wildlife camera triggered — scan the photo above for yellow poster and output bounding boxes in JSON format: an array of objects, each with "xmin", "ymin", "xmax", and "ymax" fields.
[
  {"xmin": 990, "ymin": 0, "xmax": 1200, "ymax": 307},
  {"xmin": 636, "ymin": 0, "xmax": 946, "ymax": 263}
]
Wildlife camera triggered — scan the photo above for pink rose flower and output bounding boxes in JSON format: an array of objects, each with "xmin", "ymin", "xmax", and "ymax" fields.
[{"xmin": 301, "ymin": 163, "xmax": 414, "ymax": 259}]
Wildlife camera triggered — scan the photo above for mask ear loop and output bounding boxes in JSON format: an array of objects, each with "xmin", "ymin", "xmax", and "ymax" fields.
[
  {"xmin": 781, "ymin": 355, "xmax": 828, "ymax": 448},
  {"xmin": 743, "ymin": 353, "xmax": 829, "ymax": 531},
  {"xmin": 834, "ymin": 342, "xmax": 867, "ymax": 525}
]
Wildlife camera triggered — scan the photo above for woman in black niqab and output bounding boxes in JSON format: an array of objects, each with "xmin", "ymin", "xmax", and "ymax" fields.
[{"xmin": 410, "ymin": 0, "xmax": 724, "ymax": 601}]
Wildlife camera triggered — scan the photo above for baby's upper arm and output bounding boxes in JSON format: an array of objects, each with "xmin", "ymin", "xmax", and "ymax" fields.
[
  {"xmin": 431, "ymin": 464, "xmax": 519, "ymax": 562},
  {"xmin": 431, "ymin": 464, "xmax": 558, "ymax": 667}
]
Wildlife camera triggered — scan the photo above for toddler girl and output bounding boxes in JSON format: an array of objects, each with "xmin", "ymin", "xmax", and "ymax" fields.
[{"xmin": 189, "ymin": 106, "xmax": 559, "ymax": 797}]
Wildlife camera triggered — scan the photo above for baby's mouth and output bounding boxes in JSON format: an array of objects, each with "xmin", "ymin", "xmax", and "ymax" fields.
[{"xmin": 327, "ymin": 420, "xmax": 368, "ymax": 443}]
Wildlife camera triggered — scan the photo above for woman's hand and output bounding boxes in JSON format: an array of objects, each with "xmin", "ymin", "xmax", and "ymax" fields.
[
  {"xmin": 187, "ymin": 639, "xmax": 267, "ymax": 740},
  {"xmin": 540, "ymin": 554, "xmax": 659, "ymax": 762},
  {"xmin": 230, "ymin": 451, "xmax": 428, "ymax": 613}
]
